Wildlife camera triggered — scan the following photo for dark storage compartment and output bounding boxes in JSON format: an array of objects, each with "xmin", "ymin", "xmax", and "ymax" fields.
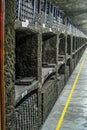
[
  {"xmin": 15, "ymin": 30, "xmax": 38, "ymax": 84},
  {"xmin": 72, "ymin": 54, "xmax": 75, "ymax": 69},
  {"xmin": 67, "ymin": 35, "xmax": 71, "ymax": 55},
  {"xmin": 42, "ymin": 33, "xmax": 56, "ymax": 64},
  {"xmin": 59, "ymin": 33, "xmax": 65, "ymax": 55},
  {"xmin": 73, "ymin": 36, "xmax": 76, "ymax": 52}
]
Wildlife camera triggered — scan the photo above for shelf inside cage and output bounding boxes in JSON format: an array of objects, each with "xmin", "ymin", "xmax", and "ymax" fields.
[{"xmin": 15, "ymin": 77, "xmax": 36, "ymax": 85}]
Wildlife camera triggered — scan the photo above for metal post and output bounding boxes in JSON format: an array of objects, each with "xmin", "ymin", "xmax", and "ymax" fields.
[
  {"xmin": 37, "ymin": 33, "xmax": 42, "ymax": 87},
  {"xmin": 18, "ymin": 0, "xmax": 21, "ymax": 20},
  {"xmin": 33, "ymin": 0, "xmax": 36, "ymax": 21},
  {"xmin": 70, "ymin": 34, "xmax": 73, "ymax": 74},
  {"xmin": 43, "ymin": 0, "xmax": 47, "ymax": 24},
  {"xmin": 53, "ymin": 7, "xmax": 55, "ymax": 17},
  {"xmin": 57, "ymin": 9, "xmax": 59, "ymax": 17},
  {"xmin": 38, "ymin": 0, "xmax": 41, "ymax": 13},
  {"xmin": 55, "ymin": 8, "xmax": 57, "ymax": 21},
  {"xmin": 50, "ymin": 4, "xmax": 53, "ymax": 28},
  {"xmin": 48, "ymin": 2, "xmax": 50, "ymax": 14},
  {"xmin": 37, "ymin": 33, "xmax": 42, "ymax": 128},
  {"xmin": 64, "ymin": 17, "xmax": 68, "ymax": 83},
  {"xmin": 0, "ymin": 0, "xmax": 5, "ymax": 130}
]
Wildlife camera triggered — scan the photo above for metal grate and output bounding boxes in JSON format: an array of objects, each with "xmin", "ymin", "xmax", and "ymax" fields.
[
  {"xmin": 16, "ymin": 0, "xmax": 33, "ymax": 22},
  {"xmin": 41, "ymin": 78, "xmax": 58, "ymax": 123},
  {"xmin": 15, "ymin": 89, "xmax": 38, "ymax": 130},
  {"xmin": 16, "ymin": 0, "xmax": 65, "ymax": 28}
]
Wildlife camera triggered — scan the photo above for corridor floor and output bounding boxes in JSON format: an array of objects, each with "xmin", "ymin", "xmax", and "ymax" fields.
[{"xmin": 41, "ymin": 49, "xmax": 87, "ymax": 130}]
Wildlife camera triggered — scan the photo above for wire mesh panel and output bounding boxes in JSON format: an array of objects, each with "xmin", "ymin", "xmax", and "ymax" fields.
[
  {"xmin": 16, "ymin": 0, "xmax": 66, "ymax": 28},
  {"xmin": 41, "ymin": 78, "xmax": 58, "ymax": 123},
  {"xmin": 15, "ymin": 89, "xmax": 38, "ymax": 130},
  {"xmin": 16, "ymin": 0, "xmax": 33, "ymax": 22}
]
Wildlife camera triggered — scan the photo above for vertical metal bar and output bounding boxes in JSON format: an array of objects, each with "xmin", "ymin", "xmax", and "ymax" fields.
[
  {"xmin": 0, "ymin": 0, "xmax": 5, "ymax": 130},
  {"xmin": 48, "ymin": 2, "xmax": 51, "ymax": 27},
  {"xmin": 48, "ymin": 2, "xmax": 50, "ymax": 14},
  {"xmin": 55, "ymin": 8, "xmax": 57, "ymax": 20},
  {"xmin": 33, "ymin": 0, "xmax": 36, "ymax": 21},
  {"xmin": 55, "ymin": 7, "xmax": 56, "ymax": 18},
  {"xmin": 57, "ymin": 9, "xmax": 59, "ymax": 17},
  {"xmin": 56, "ymin": 33, "xmax": 59, "ymax": 72},
  {"xmin": 53, "ymin": 7, "xmax": 55, "ymax": 17},
  {"xmin": 62, "ymin": 13, "xmax": 64, "ymax": 24},
  {"xmin": 43, "ymin": 0, "xmax": 47, "ymax": 24},
  {"xmin": 62, "ymin": 14, "xmax": 64, "ymax": 24},
  {"xmin": 38, "ymin": 0, "xmax": 41, "ymax": 13},
  {"xmin": 51, "ymin": 4, "xmax": 53, "ymax": 13},
  {"xmin": 18, "ymin": 0, "xmax": 21, "ymax": 20},
  {"xmin": 50, "ymin": 4, "xmax": 53, "ymax": 27}
]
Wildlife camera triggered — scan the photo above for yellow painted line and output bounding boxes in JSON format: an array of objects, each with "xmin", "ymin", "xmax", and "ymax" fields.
[{"xmin": 56, "ymin": 50, "xmax": 87, "ymax": 130}]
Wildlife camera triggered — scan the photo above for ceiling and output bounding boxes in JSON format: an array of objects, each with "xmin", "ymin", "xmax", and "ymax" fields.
[{"xmin": 49, "ymin": 0, "xmax": 87, "ymax": 34}]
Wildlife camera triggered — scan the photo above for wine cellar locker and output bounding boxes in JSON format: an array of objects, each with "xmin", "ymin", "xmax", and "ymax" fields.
[{"xmin": 1, "ymin": 0, "xmax": 87, "ymax": 130}]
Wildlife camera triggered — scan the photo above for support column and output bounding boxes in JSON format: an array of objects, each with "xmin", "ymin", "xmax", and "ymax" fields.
[
  {"xmin": 56, "ymin": 33, "xmax": 59, "ymax": 69},
  {"xmin": 75, "ymin": 37, "xmax": 78, "ymax": 65},
  {"xmin": 38, "ymin": 33, "xmax": 42, "ymax": 86},
  {"xmin": 56, "ymin": 33, "xmax": 60, "ymax": 95},
  {"xmin": 5, "ymin": 1, "xmax": 16, "ymax": 130},
  {"xmin": 74, "ymin": 36, "xmax": 76, "ymax": 67},
  {"xmin": 64, "ymin": 17, "xmax": 68, "ymax": 83},
  {"xmin": 37, "ymin": 33, "xmax": 42, "ymax": 128}
]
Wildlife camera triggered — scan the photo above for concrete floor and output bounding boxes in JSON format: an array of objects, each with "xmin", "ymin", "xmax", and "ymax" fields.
[{"xmin": 41, "ymin": 49, "xmax": 87, "ymax": 130}]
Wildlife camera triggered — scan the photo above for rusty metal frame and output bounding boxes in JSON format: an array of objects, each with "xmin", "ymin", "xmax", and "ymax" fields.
[{"xmin": 0, "ymin": 0, "xmax": 5, "ymax": 130}]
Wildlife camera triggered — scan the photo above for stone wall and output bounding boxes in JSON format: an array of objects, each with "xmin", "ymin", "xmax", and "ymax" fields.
[{"xmin": 4, "ymin": 0, "xmax": 16, "ymax": 130}]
